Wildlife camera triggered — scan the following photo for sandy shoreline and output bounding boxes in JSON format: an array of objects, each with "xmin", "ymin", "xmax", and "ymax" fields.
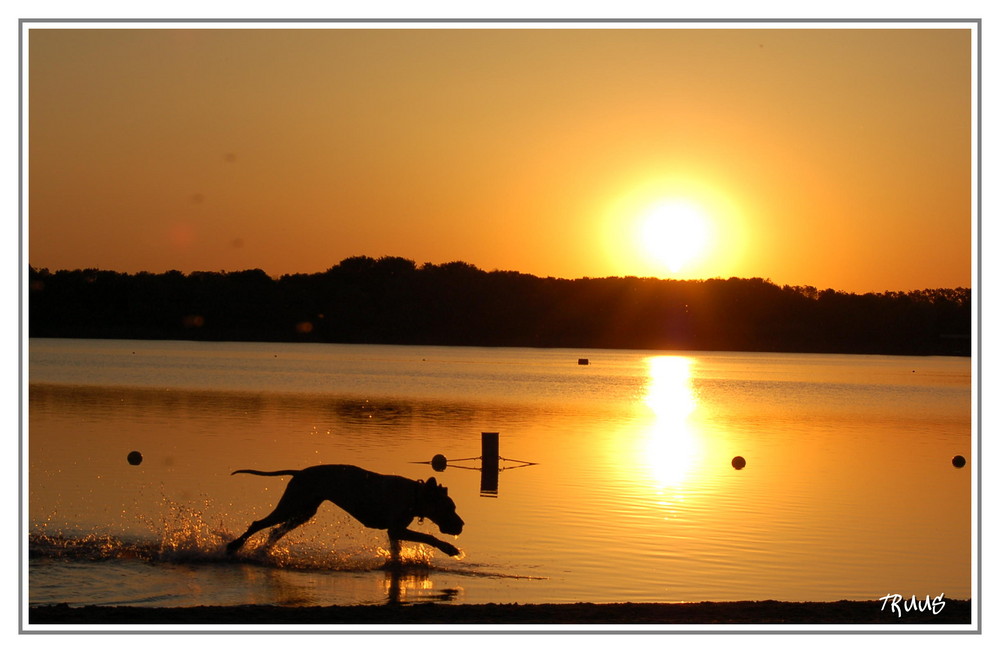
[{"xmin": 29, "ymin": 599, "xmax": 972, "ymax": 627}]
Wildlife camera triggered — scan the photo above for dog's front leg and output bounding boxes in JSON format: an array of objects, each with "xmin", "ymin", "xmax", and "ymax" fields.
[
  {"xmin": 387, "ymin": 527, "xmax": 461, "ymax": 557},
  {"xmin": 388, "ymin": 536, "xmax": 402, "ymax": 562}
]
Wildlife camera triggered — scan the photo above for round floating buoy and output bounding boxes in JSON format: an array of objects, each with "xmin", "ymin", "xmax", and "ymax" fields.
[
  {"xmin": 732, "ymin": 456, "xmax": 746, "ymax": 470},
  {"xmin": 952, "ymin": 455, "xmax": 966, "ymax": 468},
  {"xmin": 127, "ymin": 450, "xmax": 143, "ymax": 466},
  {"xmin": 431, "ymin": 454, "xmax": 448, "ymax": 472}
]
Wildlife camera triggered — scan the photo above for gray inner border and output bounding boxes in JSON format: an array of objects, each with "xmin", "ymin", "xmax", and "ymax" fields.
[{"xmin": 17, "ymin": 16, "xmax": 983, "ymax": 637}]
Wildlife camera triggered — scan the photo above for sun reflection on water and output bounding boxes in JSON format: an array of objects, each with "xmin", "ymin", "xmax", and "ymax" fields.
[{"xmin": 641, "ymin": 356, "xmax": 703, "ymax": 489}]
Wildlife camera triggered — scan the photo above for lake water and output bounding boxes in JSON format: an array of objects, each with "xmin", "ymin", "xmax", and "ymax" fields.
[{"xmin": 26, "ymin": 339, "xmax": 974, "ymax": 611}]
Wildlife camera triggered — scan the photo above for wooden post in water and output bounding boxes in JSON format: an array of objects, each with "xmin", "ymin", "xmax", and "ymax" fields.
[{"xmin": 480, "ymin": 432, "xmax": 500, "ymax": 497}]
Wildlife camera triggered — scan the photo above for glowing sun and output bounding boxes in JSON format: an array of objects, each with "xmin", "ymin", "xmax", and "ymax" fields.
[
  {"xmin": 635, "ymin": 200, "xmax": 713, "ymax": 274},
  {"xmin": 599, "ymin": 178, "xmax": 744, "ymax": 280}
]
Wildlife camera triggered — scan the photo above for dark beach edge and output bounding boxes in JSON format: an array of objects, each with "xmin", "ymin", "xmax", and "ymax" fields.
[{"xmin": 29, "ymin": 599, "xmax": 973, "ymax": 627}]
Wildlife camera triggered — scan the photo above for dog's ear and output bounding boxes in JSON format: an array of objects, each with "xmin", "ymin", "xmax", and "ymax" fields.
[{"xmin": 426, "ymin": 477, "xmax": 438, "ymax": 488}]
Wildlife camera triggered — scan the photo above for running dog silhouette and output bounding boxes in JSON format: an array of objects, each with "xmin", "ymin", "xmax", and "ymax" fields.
[{"xmin": 226, "ymin": 464, "xmax": 464, "ymax": 559}]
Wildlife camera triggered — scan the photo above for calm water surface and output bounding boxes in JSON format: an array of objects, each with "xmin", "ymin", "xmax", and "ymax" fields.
[{"xmin": 27, "ymin": 339, "xmax": 973, "ymax": 608}]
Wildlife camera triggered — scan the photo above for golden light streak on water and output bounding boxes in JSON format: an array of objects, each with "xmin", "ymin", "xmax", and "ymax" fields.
[{"xmin": 640, "ymin": 355, "xmax": 703, "ymax": 489}]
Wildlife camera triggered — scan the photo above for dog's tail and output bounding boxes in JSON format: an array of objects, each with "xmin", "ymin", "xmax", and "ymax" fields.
[{"xmin": 231, "ymin": 469, "xmax": 300, "ymax": 477}]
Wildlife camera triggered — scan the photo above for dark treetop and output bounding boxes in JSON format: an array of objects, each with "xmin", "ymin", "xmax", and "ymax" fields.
[{"xmin": 28, "ymin": 256, "xmax": 971, "ymax": 356}]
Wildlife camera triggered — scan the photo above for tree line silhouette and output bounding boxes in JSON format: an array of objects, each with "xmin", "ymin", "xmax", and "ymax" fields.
[{"xmin": 28, "ymin": 256, "xmax": 971, "ymax": 356}]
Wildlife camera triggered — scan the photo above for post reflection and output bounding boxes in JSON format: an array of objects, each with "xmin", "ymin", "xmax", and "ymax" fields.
[{"xmin": 640, "ymin": 355, "xmax": 702, "ymax": 489}]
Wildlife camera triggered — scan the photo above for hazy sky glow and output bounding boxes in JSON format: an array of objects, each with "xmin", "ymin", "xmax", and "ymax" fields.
[{"xmin": 28, "ymin": 25, "xmax": 973, "ymax": 292}]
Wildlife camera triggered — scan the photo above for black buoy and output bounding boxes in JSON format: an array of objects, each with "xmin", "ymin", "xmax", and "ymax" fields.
[
  {"xmin": 431, "ymin": 454, "xmax": 448, "ymax": 472},
  {"xmin": 952, "ymin": 455, "xmax": 966, "ymax": 468},
  {"xmin": 732, "ymin": 456, "xmax": 746, "ymax": 470},
  {"xmin": 127, "ymin": 450, "xmax": 143, "ymax": 466}
]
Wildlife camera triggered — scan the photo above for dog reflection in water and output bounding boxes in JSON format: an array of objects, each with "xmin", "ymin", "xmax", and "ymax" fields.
[
  {"xmin": 226, "ymin": 464, "xmax": 464, "ymax": 561},
  {"xmin": 382, "ymin": 566, "xmax": 463, "ymax": 605}
]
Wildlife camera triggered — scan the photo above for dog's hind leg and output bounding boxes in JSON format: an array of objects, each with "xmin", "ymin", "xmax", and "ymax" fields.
[
  {"xmin": 227, "ymin": 515, "xmax": 279, "ymax": 554},
  {"xmin": 264, "ymin": 510, "xmax": 317, "ymax": 550},
  {"xmin": 226, "ymin": 499, "xmax": 320, "ymax": 554}
]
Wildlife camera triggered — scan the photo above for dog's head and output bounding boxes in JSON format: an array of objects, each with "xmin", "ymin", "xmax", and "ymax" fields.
[{"xmin": 420, "ymin": 477, "xmax": 464, "ymax": 536}]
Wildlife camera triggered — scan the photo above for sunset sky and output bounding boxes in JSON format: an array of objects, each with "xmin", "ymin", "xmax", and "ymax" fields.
[{"xmin": 27, "ymin": 24, "xmax": 974, "ymax": 293}]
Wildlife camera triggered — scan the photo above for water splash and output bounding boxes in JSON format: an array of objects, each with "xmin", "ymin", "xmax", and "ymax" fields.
[
  {"xmin": 29, "ymin": 497, "xmax": 457, "ymax": 574},
  {"xmin": 29, "ymin": 531, "xmax": 157, "ymax": 562},
  {"xmin": 155, "ymin": 499, "xmax": 230, "ymax": 562},
  {"xmin": 374, "ymin": 544, "xmax": 435, "ymax": 567}
]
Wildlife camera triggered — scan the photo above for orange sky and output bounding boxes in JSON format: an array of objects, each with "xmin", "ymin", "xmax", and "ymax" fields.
[{"xmin": 27, "ymin": 25, "xmax": 973, "ymax": 293}]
